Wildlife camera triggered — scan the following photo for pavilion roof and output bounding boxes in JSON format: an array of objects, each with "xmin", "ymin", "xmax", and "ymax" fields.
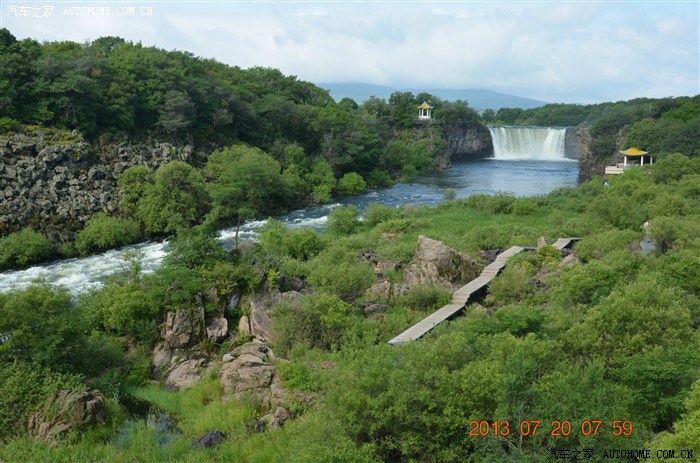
[{"xmin": 619, "ymin": 147, "xmax": 648, "ymax": 156}]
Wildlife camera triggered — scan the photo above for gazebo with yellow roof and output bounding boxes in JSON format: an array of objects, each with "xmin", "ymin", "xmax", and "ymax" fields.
[
  {"xmin": 604, "ymin": 147, "xmax": 653, "ymax": 175},
  {"xmin": 417, "ymin": 101, "xmax": 433, "ymax": 120}
]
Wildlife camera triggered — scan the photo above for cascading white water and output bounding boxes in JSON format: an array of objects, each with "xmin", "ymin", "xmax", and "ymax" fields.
[{"xmin": 489, "ymin": 126, "xmax": 568, "ymax": 160}]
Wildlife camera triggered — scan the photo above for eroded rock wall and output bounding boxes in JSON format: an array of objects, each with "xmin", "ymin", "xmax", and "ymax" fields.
[
  {"xmin": 443, "ymin": 124, "xmax": 493, "ymax": 161},
  {"xmin": 0, "ymin": 129, "xmax": 198, "ymax": 240}
]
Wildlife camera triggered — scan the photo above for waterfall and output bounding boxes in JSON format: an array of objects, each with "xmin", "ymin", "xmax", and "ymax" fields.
[{"xmin": 489, "ymin": 126, "xmax": 568, "ymax": 160}]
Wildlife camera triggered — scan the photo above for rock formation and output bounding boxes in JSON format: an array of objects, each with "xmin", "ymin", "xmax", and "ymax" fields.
[
  {"xmin": 28, "ymin": 390, "xmax": 105, "ymax": 446},
  {"xmin": 403, "ymin": 235, "xmax": 482, "ymax": 291},
  {"xmin": 0, "ymin": 129, "xmax": 199, "ymax": 239},
  {"xmin": 219, "ymin": 341, "xmax": 287, "ymax": 407},
  {"xmin": 443, "ymin": 124, "xmax": 493, "ymax": 161}
]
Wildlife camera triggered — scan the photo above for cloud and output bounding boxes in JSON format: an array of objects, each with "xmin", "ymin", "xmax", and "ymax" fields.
[{"xmin": 4, "ymin": 1, "xmax": 698, "ymax": 104}]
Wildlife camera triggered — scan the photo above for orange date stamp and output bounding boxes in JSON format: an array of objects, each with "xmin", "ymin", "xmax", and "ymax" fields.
[{"xmin": 468, "ymin": 420, "xmax": 634, "ymax": 438}]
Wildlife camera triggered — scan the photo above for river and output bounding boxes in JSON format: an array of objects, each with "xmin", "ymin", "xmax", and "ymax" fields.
[{"xmin": 0, "ymin": 158, "xmax": 577, "ymax": 296}]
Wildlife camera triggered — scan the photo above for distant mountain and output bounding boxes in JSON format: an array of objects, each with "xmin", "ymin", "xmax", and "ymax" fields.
[{"xmin": 317, "ymin": 82, "xmax": 548, "ymax": 110}]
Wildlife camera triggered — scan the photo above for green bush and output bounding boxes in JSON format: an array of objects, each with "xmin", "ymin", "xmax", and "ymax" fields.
[
  {"xmin": 335, "ymin": 172, "xmax": 366, "ymax": 195},
  {"xmin": 652, "ymin": 153, "xmax": 699, "ymax": 184},
  {"xmin": 393, "ymin": 284, "xmax": 451, "ymax": 312},
  {"xmin": 575, "ymin": 228, "xmax": 640, "ymax": 262},
  {"xmin": 117, "ymin": 165, "xmax": 154, "ymax": 217},
  {"xmin": 0, "ymin": 285, "xmax": 85, "ymax": 367},
  {"xmin": 75, "ymin": 213, "xmax": 141, "ymax": 255},
  {"xmin": 286, "ymin": 229, "xmax": 324, "ymax": 260},
  {"xmin": 272, "ymin": 293, "xmax": 361, "ymax": 355},
  {"xmin": 363, "ymin": 203, "xmax": 398, "ymax": 226},
  {"xmin": 0, "ymin": 228, "xmax": 51, "ymax": 269},
  {"xmin": 462, "ymin": 192, "xmax": 515, "ymax": 214},
  {"xmin": 327, "ymin": 205, "xmax": 360, "ymax": 234},
  {"xmin": 308, "ymin": 247, "xmax": 375, "ymax": 300},
  {"xmin": 136, "ymin": 161, "xmax": 210, "ymax": 234},
  {"xmin": 258, "ymin": 220, "xmax": 324, "ymax": 261},
  {"xmin": 0, "ymin": 362, "xmax": 84, "ymax": 440}
]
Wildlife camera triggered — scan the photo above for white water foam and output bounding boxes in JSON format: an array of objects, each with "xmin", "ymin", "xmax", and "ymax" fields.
[{"xmin": 489, "ymin": 126, "xmax": 568, "ymax": 161}]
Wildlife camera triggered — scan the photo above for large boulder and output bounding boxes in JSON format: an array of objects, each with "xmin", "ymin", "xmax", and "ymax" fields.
[
  {"xmin": 153, "ymin": 306, "xmax": 205, "ymax": 371},
  {"xmin": 206, "ymin": 317, "xmax": 229, "ymax": 344},
  {"xmin": 403, "ymin": 236, "xmax": 482, "ymax": 290},
  {"xmin": 28, "ymin": 390, "xmax": 105, "ymax": 446},
  {"xmin": 164, "ymin": 357, "xmax": 208, "ymax": 391},
  {"xmin": 248, "ymin": 291, "xmax": 283, "ymax": 343},
  {"xmin": 365, "ymin": 280, "xmax": 392, "ymax": 301},
  {"xmin": 219, "ymin": 342, "xmax": 286, "ymax": 407}
]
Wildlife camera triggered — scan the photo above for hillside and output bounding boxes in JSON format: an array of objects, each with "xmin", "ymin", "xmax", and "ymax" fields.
[{"xmin": 318, "ymin": 82, "xmax": 548, "ymax": 109}]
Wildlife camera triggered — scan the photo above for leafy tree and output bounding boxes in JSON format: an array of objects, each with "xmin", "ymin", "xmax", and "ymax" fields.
[
  {"xmin": 327, "ymin": 205, "xmax": 360, "ymax": 234},
  {"xmin": 158, "ymin": 90, "xmax": 196, "ymax": 134},
  {"xmin": 117, "ymin": 165, "xmax": 154, "ymax": 217},
  {"xmin": 206, "ymin": 145, "xmax": 287, "ymax": 219},
  {"xmin": 136, "ymin": 161, "xmax": 210, "ymax": 234},
  {"xmin": 335, "ymin": 172, "xmax": 366, "ymax": 195},
  {"xmin": 651, "ymin": 153, "xmax": 699, "ymax": 183},
  {"xmin": 0, "ymin": 286, "xmax": 85, "ymax": 367}
]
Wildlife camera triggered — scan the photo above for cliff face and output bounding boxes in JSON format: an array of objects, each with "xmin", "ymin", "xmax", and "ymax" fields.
[
  {"xmin": 575, "ymin": 126, "xmax": 628, "ymax": 183},
  {"xmin": 0, "ymin": 129, "xmax": 198, "ymax": 241},
  {"xmin": 443, "ymin": 124, "xmax": 493, "ymax": 161},
  {"xmin": 575, "ymin": 126, "xmax": 599, "ymax": 183}
]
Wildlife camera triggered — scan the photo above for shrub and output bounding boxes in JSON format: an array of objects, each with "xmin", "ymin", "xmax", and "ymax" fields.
[
  {"xmin": 363, "ymin": 203, "xmax": 398, "ymax": 226},
  {"xmin": 286, "ymin": 228, "xmax": 324, "ymax": 260},
  {"xmin": 575, "ymin": 229, "xmax": 640, "ymax": 262},
  {"xmin": 308, "ymin": 247, "xmax": 375, "ymax": 300},
  {"xmin": 327, "ymin": 205, "xmax": 360, "ymax": 234},
  {"xmin": 652, "ymin": 153, "xmax": 699, "ymax": 183},
  {"xmin": 136, "ymin": 161, "xmax": 210, "ymax": 234},
  {"xmin": 394, "ymin": 284, "xmax": 451, "ymax": 312},
  {"xmin": 0, "ymin": 228, "xmax": 51, "ymax": 269},
  {"xmin": 463, "ymin": 192, "xmax": 515, "ymax": 214},
  {"xmin": 0, "ymin": 362, "xmax": 84, "ymax": 440},
  {"xmin": 75, "ymin": 213, "xmax": 141, "ymax": 255},
  {"xmin": 272, "ymin": 293, "xmax": 361, "ymax": 355},
  {"xmin": 335, "ymin": 172, "xmax": 366, "ymax": 195},
  {"xmin": 117, "ymin": 165, "xmax": 154, "ymax": 217}
]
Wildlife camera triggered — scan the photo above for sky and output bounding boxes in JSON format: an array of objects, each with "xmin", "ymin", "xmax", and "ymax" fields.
[{"xmin": 2, "ymin": 0, "xmax": 699, "ymax": 104}]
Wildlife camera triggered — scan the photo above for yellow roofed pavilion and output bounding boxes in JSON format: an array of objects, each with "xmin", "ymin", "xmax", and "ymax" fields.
[
  {"xmin": 417, "ymin": 101, "xmax": 433, "ymax": 120},
  {"xmin": 605, "ymin": 146, "xmax": 653, "ymax": 175},
  {"xmin": 619, "ymin": 147, "xmax": 648, "ymax": 156}
]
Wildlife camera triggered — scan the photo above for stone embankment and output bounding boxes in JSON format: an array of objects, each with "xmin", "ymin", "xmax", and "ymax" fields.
[{"xmin": 0, "ymin": 129, "xmax": 198, "ymax": 241}]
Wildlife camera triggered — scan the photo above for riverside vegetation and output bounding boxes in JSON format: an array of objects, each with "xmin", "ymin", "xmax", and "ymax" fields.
[
  {"xmin": 2, "ymin": 28, "xmax": 700, "ymax": 269},
  {"xmin": 1, "ymin": 30, "xmax": 700, "ymax": 462},
  {"xmin": 1, "ymin": 154, "xmax": 700, "ymax": 462}
]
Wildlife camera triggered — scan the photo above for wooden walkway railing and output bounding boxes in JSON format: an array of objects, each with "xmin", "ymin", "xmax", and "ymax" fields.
[{"xmin": 387, "ymin": 238, "xmax": 580, "ymax": 345}]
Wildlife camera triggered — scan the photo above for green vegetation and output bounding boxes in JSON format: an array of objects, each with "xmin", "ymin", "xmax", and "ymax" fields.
[
  {"xmin": 75, "ymin": 212, "xmax": 142, "ymax": 255},
  {"xmin": 2, "ymin": 28, "xmax": 700, "ymax": 463},
  {"xmin": 0, "ymin": 227, "xmax": 51, "ymax": 269},
  {"xmin": 3, "ymin": 156, "xmax": 700, "ymax": 461}
]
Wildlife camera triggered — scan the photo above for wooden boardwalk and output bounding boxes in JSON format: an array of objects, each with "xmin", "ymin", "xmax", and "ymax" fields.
[{"xmin": 388, "ymin": 238, "xmax": 580, "ymax": 345}]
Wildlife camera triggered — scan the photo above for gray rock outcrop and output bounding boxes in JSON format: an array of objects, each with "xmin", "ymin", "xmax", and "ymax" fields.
[
  {"xmin": 443, "ymin": 124, "xmax": 493, "ymax": 161},
  {"xmin": 0, "ymin": 129, "xmax": 199, "ymax": 239},
  {"xmin": 28, "ymin": 390, "xmax": 105, "ymax": 446},
  {"xmin": 403, "ymin": 235, "xmax": 482, "ymax": 290},
  {"xmin": 219, "ymin": 341, "xmax": 286, "ymax": 407}
]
